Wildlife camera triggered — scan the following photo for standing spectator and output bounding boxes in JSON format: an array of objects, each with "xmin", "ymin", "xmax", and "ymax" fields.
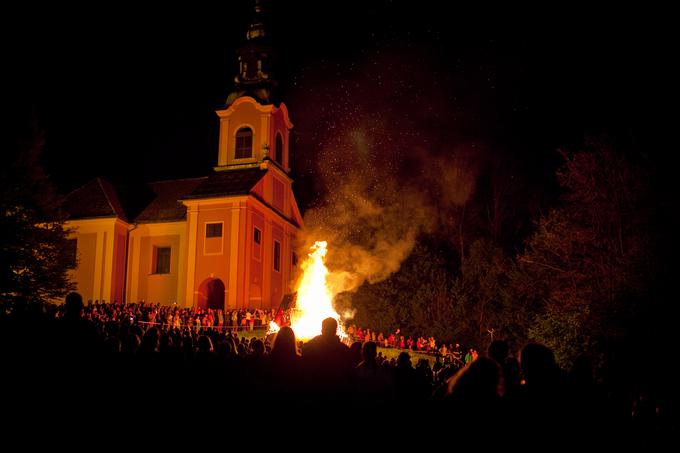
[
  {"xmin": 302, "ymin": 318, "xmax": 353, "ymax": 399},
  {"xmin": 231, "ymin": 310, "xmax": 238, "ymax": 334}
]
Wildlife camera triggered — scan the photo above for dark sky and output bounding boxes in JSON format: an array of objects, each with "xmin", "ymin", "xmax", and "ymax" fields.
[{"xmin": 5, "ymin": 1, "xmax": 673, "ymax": 209}]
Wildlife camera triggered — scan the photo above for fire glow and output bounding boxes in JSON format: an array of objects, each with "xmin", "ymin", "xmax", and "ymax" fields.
[{"xmin": 269, "ymin": 241, "xmax": 346, "ymax": 341}]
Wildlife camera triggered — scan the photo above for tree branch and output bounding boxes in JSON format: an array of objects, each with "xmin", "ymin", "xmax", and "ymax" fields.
[{"xmin": 518, "ymin": 257, "xmax": 569, "ymax": 274}]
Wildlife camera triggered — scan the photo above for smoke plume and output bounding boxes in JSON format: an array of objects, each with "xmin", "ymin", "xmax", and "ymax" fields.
[{"xmin": 290, "ymin": 49, "xmax": 488, "ymax": 294}]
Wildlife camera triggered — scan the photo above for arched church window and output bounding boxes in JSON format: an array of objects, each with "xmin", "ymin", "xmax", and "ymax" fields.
[
  {"xmin": 235, "ymin": 127, "xmax": 253, "ymax": 159},
  {"xmin": 275, "ymin": 133, "xmax": 283, "ymax": 165}
]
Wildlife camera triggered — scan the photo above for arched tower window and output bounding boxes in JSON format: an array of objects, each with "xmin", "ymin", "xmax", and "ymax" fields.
[
  {"xmin": 275, "ymin": 133, "xmax": 283, "ymax": 165},
  {"xmin": 235, "ymin": 127, "xmax": 253, "ymax": 159}
]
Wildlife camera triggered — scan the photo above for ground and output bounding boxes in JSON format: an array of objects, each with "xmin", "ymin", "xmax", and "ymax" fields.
[{"xmin": 236, "ymin": 328, "xmax": 438, "ymax": 367}]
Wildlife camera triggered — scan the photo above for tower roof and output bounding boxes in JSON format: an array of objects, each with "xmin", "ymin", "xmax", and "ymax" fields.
[{"xmin": 227, "ymin": 0, "xmax": 278, "ymax": 106}]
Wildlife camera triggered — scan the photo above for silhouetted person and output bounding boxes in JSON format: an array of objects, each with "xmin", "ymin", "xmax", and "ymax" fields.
[
  {"xmin": 63, "ymin": 292, "xmax": 84, "ymax": 320},
  {"xmin": 410, "ymin": 358, "xmax": 433, "ymax": 400},
  {"xmin": 354, "ymin": 341, "xmax": 393, "ymax": 402},
  {"xmin": 445, "ymin": 357, "xmax": 504, "ymax": 430},
  {"xmin": 268, "ymin": 326, "xmax": 302, "ymax": 399},
  {"xmin": 57, "ymin": 292, "xmax": 101, "ymax": 359},
  {"xmin": 503, "ymin": 356, "xmax": 522, "ymax": 401},
  {"xmin": 488, "ymin": 339, "xmax": 518, "ymax": 399},
  {"xmin": 567, "ymin": 354, "xmax": 609, "ymax": 436},
  {"xmin": 54, "ymin": 292, "xmax": 102, "ymax": 399},
  {"xmin": 349, "ymin": 341, "xmax": 363, "ymax": 368},
  {"xmin": 196, "ymin": 335, "xmax": 214, "ymax": 356},
  {"xmin": 302, "ymin": 317, "xmax": 353, "ymax": 400},
  {"xmin": 270, "ymin": 326, "xmax": 300, "ymax": 363},
  {"xmin": 246, "ymin": 338, "xmax": 268, "ymax": 386},
  {"xmin": 487, "ymin": 339, "xmax": 509, "ymax": 365},
  {"xmin": 515, "ymin": 342, "xmax": 568, "ymax": 434},
  {"xmin": 392, "ymin": 351, "xmax": 418, "ymax": 402},
  {"xmin": 139, "ymin": 327, "xmax": 161, "ymax": 354}
]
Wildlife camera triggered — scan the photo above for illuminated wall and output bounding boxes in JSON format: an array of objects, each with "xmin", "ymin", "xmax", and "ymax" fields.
[
  {"xmin": 65, "ymin": 218, "xmax": 128, "ymax": 304},
  {"xmin": 127, "ymin": 222, "xmax": 187, "ymax": 306}
]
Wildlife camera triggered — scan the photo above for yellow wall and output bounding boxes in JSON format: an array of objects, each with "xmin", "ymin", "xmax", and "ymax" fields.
[
  {"xmin": 68, "ymin": 232, "xmax": 96, "ymax": 302},
  {"xmin": 65, "ymin": 218, "xmax": 126, "ymax": 304},
  {"xmin": 217, "ymin": 99, "xmax": 264, "ymax": 166},
  {"xmin": 128, "ymin": 221, "xmax": 187, "ymax": 306},
  {"xmin": 112, "ymin": 222, "xmax": 127, "ymax": 303}
]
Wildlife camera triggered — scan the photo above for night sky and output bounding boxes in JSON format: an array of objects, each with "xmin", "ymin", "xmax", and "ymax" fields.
[{"xmin": 5, "ymin": 1, "xmax": 673, "ymax": 211}]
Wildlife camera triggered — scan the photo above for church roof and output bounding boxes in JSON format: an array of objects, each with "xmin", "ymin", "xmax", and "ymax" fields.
[
  {"xmin": 183, "ymin": 168, "xmax": 267, "ymax": 200},
  {"xmin": 135, "ymin": 177, "xmax": 206, "ymax": 222},
  {"xmin": 63, "ymin": 178, "xmax": 129, "ymax": 222},
  {"xmin": 63, "ymin": 169, "xmax": 267, "ymax": 223}
]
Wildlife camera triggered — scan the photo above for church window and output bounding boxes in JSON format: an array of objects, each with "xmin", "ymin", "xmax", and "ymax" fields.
[
  {"xmin": 154, "ymin": 247, "xmax": 171, "ymax": 274},
  {"xmin": 206, "ymin": 222, "xmax": 223, "ymax": 238},
  {"xmin": 235, "ymin": 127, "xmax": 253, "ymax": 159},
  {"xmin": 65, "ymin": 238, "xmax": 77, "ymax": 269},
  {"xmin": 254, "ymin": 227, "xmax": 262, "ymax": 245},
  {"xmin": 273, "ymin": 240, "xmax": 281, "ymax": 272},
  {"xmin": 275, "ymin": 133, "xmax": 283, "ymax": 165}
]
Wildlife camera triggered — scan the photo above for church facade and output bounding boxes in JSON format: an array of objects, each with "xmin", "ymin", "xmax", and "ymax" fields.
[{"xmin": 62, "ymin": 5, "xmax": 302, "ymax": 309}]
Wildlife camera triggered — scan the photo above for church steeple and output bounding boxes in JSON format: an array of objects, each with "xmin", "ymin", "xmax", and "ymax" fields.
[
  {"xmin": 215, "ymin": 0, "xmax": 292, "ymax": 173},
  {"xmin": 227, "ymin": 0, "xmax": 277, "ymax": 106}
]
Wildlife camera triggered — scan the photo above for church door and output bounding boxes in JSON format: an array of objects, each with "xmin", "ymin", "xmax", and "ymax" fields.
[{"xmin": 197, "ymin": 278, "xmax": 225, "ymax": 310}]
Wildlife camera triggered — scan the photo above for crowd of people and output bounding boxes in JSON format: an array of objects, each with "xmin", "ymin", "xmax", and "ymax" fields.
[
  {"xmin": 1, "ymin": 293, "xmax": 673, "ymax": 437},
  {"xmin": 63, "ymin": 299, "xmax": 478, "ymax": 364},
  {"xmin": 73, "ymin": 300, "xmax": 277, "ymax": 332}
]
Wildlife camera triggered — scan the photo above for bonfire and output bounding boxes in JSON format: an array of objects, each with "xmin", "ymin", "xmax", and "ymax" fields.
[{"xmin": 268, "ymin": 241, "xmax": 346, "ymax": 341}]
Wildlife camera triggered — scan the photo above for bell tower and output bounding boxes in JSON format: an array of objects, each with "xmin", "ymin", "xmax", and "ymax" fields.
[{"xmin": 215, "ymin": 0, "xmax": 292, "ymax": 173}]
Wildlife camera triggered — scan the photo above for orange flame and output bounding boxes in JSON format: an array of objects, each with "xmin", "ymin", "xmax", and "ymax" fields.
[{"xmin": 268, "ymin": 241, "xmax": 345, "ymax": 341}]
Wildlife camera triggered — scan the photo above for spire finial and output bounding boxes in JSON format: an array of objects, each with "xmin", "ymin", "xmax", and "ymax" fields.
[
  {"xmin": 247, "ymin": 0, "xmax": 266, "ymax": 41},
  {"xmin": 226, "ymin": 0, "xmax": 278, "ymax": 106}
]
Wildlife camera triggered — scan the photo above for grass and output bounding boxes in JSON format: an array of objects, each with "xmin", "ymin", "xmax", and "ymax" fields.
[
  {"xmin": 377, "ymin": 346, "xmax": 437, "ymax": 367},
  {"xmin": 232, "ymin": 328, "xmax": 438, "ymax": 367}
]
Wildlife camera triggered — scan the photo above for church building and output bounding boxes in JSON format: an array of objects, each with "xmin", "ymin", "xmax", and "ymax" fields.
[{"xmin": 62, "ymin": 4, "xmax": 303, "ymax": 309}]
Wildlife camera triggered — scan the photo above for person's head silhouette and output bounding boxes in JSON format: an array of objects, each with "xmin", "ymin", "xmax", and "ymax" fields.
[
  {"xmin": 321, "ymin": 317, "xmax": 338, "ymax": 337},
  {"xmin": 520, "ymin": 342, "xmax": 558, "ymax": 386},
  {"xmin": 64, "ymin": 292, "xmax": 84, "ymax": 319},
  {"xmin": 487, "ymin": 339, "xmax": 509, "ymax": 365},
  {"xmin": 272, "ymin": 325, "xmax": 298, "ymax": 357}
]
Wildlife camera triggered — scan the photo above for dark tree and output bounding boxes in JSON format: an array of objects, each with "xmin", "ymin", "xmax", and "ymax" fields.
[
  {"xmin": 0, "ymin": 128, "xmax": 75, "ymax": 304},
  {"xmin": 337, "ymin": 240, "xmax": 457, "ymax": 342},
  {"xmin": 515, "ymin": 141, "xmax": 653, "ymax": 368},
  {"xmin": 453, "ymin": 238, "xmax": 514, "ymax": 349}
]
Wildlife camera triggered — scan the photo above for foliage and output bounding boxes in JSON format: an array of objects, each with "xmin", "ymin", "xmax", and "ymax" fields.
[
  {"xmin": 343, "ymin": 141, "xmax": 655, "ymax": 371},
  {"xmin": 515, "ymin": 142, "xmax": 652, "ymax": 368},
  {"xmin": 337, "ymin": 240, "xmax": 458, "ymax": 342},
  {"xmin": 0, "ymin": 130, "xmax": 75, "ymax": 304},
  {"xmin": 529, "ymin": 309, "xmax": 595, "ymax": 370},
  {"xmin": 339, "ymin": 237, "xmax": 519, "ymax": 351},
  {"xmin": 453, "ymin": 238, "xmax": 517, "ymax": 349}
]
